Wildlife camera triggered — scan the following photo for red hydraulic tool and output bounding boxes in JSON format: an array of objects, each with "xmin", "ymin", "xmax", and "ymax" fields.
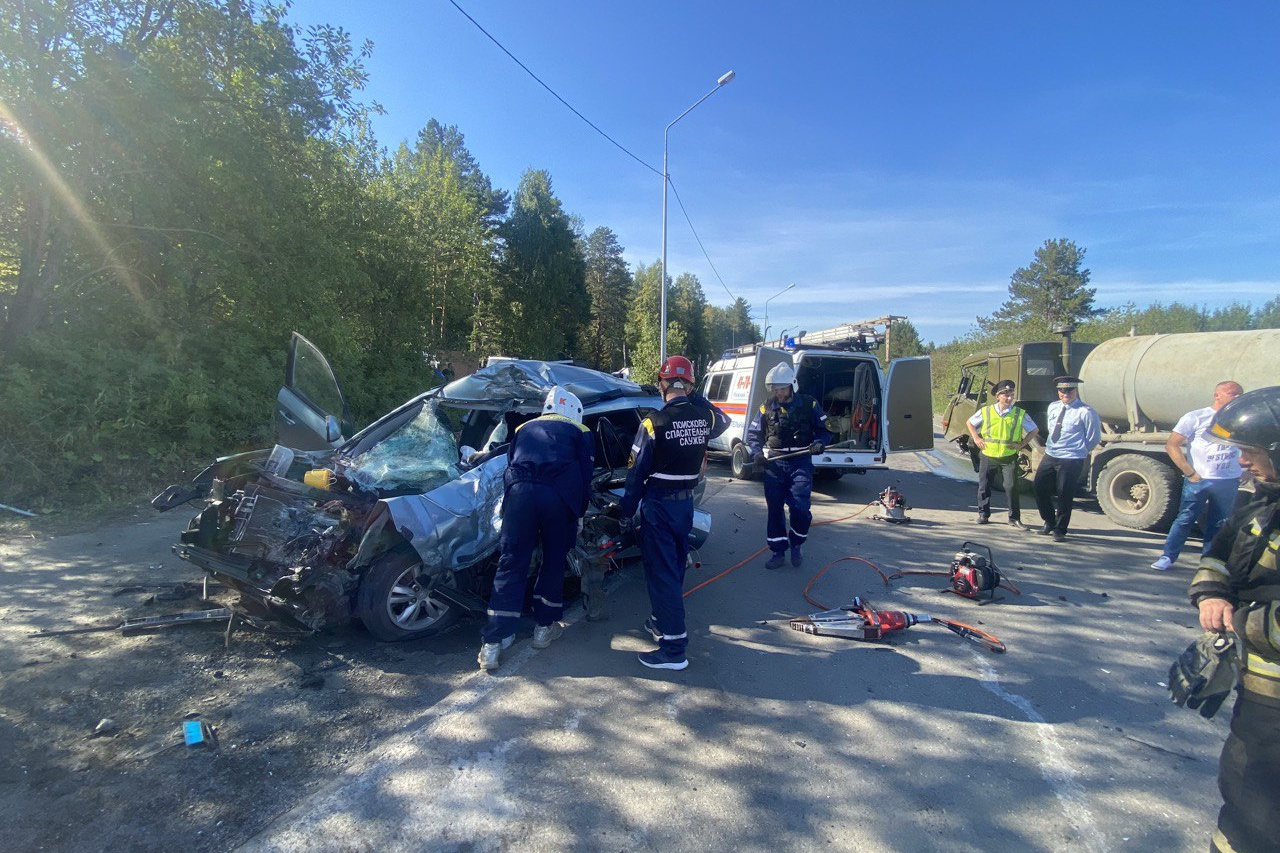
[{"xmin": 790, "ymin": 596, "xmax": 1005, "ymax": 653}]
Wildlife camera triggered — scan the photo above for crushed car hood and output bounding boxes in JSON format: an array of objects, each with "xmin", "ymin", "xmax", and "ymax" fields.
[{"xmin": 438, "ymin": 360, "xmax": 652, "ymax": 409}]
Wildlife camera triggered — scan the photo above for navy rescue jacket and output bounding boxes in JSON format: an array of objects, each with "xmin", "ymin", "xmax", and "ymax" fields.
[
  {"xmin": 503, "ymin": 413, "xmax": 595, "ymax": 517},
  {"xmin": 746, "ymin": 393, "xmax": 834, "ymax": 457},
  {"xmin": 619, "ymin": 395, "xmax": 714, "ymax": 517}
]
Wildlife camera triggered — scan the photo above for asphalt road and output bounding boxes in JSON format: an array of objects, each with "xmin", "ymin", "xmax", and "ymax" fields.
[{"xmin": 237, "ymin": 447, "xmax": 1228, "ymax": 853}]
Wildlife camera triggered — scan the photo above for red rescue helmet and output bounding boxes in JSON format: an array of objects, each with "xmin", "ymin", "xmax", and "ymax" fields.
[{"xmin": 657, "ymin": 355, "xmax": 695, "ymax": 385}]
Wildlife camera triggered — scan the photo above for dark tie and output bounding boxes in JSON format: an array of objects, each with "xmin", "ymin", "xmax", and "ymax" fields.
[{"xmin": 1051, "ymin": 405, "xmax": 1066, "ymax": 443}]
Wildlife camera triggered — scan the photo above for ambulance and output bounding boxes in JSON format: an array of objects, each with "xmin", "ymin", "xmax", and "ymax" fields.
[{"xmin": 700, "ymin": 323, "xmax": 934, "ymax": 480}]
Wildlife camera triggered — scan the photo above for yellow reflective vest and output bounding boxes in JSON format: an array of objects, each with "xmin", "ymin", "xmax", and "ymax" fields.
[{"xmin": 979, "ymin": 405, "xmax": 1028, "ymax": 459}]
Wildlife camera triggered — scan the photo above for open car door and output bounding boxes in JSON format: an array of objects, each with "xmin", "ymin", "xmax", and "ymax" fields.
[
  {"xmin": 750, "ymin": 347, "xmax": 793, "ymax": 419},
  {"xmin": 885, "ymin": 356, "xmax": 934, "ymax": 452},
  {"xmin": 275, "ymin": 332, "xmax": 353, "ymax": 450}
]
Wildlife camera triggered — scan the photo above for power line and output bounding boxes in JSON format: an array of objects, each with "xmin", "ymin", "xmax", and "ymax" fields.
[
  {"xmin": 446, "ymin": 0, "xmax": 661, "ymax": 177},
  {"xmin": 446, "ymin": 0, "xmax": 738, "ymax": 305},
  {"xmin": 668, "ymin": 177, "xmax": 738, "ymax": 304}
]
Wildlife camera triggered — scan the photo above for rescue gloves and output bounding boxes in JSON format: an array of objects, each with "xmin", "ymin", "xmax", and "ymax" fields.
[
  {"xmin": 809, "ymin": 442, "xmax": 824, "ymax": 454},
  {"xmin": 1169, "ymin": 631, "xmax": 1241, "ymax": 719}
]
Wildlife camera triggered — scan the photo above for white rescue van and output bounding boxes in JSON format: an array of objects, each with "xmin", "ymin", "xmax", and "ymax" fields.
[{"xmin": 700, "ymin": 334, "xmax": 933, "ymax": 480}]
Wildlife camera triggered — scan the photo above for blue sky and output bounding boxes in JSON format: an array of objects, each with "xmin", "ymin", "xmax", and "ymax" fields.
[{"xmin": 285, "ymin": 1, "xmax": 1280, "ymax": 346}]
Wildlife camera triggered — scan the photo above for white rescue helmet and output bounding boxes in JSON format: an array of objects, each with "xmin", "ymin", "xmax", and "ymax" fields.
[
  {"xmin": 543, "ymin": 385, "xmax": 584, "ymax": 423},
  {"xmin": 765, "ymin": 363, "xmax": 796, "ymax": 388}
]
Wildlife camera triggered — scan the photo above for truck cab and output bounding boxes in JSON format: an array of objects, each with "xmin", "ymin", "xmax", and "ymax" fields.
[
  {"xmin": 941, "ymin": 341, "xmax": 1097, "ymax": 474},
  {"xmin": 701, "ymin": 327, "xmax": 933, "ymax": 481}
]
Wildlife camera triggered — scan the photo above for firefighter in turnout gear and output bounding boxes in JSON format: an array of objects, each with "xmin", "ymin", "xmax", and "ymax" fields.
[
  {"xmin": 478, "ymin": 386, "xmax": 594, "ymax": 672},
  {"xmin": 746, "ymin": 362, "xmax": 835, "ymax": 569},
  {"xmin": 1185, "ymin": 386, "xmax": 1280, "ymax": 853},
  {"xmin": 612, "ymin": 355, "xmax": 713, "ymax": 671},
  {"xmin": 966, "ymin": 379, "xmax": 1039, "ymax": 529}
]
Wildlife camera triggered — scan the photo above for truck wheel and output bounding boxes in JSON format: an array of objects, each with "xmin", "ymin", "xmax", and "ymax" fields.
[
  {"xmin": 731, "ymin": 444, "xmax": 756, "ymax": 480},
  {"xmin": 1096, "ymin": 455, "xmax": 1180, "ymax": 531},
  {"xmin": 357, "ymin": 547, "xmax": 460, "ymax": 641}
]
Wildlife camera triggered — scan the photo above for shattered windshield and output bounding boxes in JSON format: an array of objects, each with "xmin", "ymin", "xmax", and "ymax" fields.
[{"xmin": 345, "ymin": 402, "xmax": 460, "ymax": 493}]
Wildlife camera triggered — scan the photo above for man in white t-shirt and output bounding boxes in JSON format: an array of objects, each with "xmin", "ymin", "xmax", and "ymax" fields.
[{"xmin": 1151, "ymin": 381, "xmax": 1244, "ymax": 570}]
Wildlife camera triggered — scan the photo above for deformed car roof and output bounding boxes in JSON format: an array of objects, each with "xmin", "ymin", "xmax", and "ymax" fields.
[{"xmin": 437, "ymin": 360, "xmax": 652, "ymax": 409}]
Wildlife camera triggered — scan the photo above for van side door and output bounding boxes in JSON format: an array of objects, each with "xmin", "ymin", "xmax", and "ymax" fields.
[{"xmin": 885, "ymin": 356, "xmax": 934, "ymax": 452}]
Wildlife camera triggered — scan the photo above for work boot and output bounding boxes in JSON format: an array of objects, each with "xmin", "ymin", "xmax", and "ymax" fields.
[
  {"xmin": 532, "ymin": 622, "xmax": 564, "ymax": 649},
  {"xmin": 477, "ymin": 635, "xmax": 514, "ymax": 672},
  {"xmin": 582, "ymin": 567, "xmax": 608, "ymax": 621},
  {"xmin": 790, "ymin": 546, "xmax": 804, "ymax": 568},
  {"xmin": 765, "ymin": 551, "xmax": 785, "ymax": 570},
  {"xmin": 638, "ymin": 649, "xmax": 688, "ymax": 671},
  {"xmin": 1052, "ymin": 531, "xmax": 1067, "ymax": 542},
  {"xmin": 1036, "ymin": 523, "xmax": 1053, "ymax": 536},
  {"xmin": 643, "ymin": 616, "xmax": 662, "ymax": 642}
]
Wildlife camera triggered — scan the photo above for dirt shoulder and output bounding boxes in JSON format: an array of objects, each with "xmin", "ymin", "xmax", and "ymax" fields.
[{"xmin": 0, "ymin": 500, "xmax": 480, "ymax": 853}]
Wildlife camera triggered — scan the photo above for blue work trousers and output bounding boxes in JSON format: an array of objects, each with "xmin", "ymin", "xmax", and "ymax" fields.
[
  {"xmin": 1162, "ymin": 477, "xmax": 1239, "ymax": 562},
  {"xmin": 639, "ymin": 495, "xmax": 693, "ymax": 657},
  {"xmin": 763, "ymin": 457, "xmax": 814, "ymax": 553},
  {"xmin": 482, "ymin": 483, "xmax": 575, "ymax": 644}
]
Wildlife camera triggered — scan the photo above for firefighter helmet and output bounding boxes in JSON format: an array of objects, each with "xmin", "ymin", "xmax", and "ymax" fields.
[
  {"xmin": 543, "ymin": 386, "xmax": 584, "ymax": 423},
  {"xmin": 658, "ymin": 355, "xmax": 695, "ymax": 386},
  {"xmin": 1208, "ymin": 386, "xmax": 1280, "ymax": 471},
  {"xmin": 765, "ymin": 363, "xmax": 796, "ymax": 387}
]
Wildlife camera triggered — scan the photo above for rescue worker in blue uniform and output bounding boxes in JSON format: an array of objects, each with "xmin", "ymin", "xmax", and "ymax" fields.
[
  {"xmin": 611, "ymin": 355, "xmax": 713, "ymax": 671},
  {"xmin": 1182, "ymin": 387, "xmax": 1280, "ymax": 853},
  {"xmin": 478, "ymin": 386, "xmax": 594, "ymax": 672},
  {"xmin": 746, "ymin": 362, "xmax": 834, "ymax": 569}
]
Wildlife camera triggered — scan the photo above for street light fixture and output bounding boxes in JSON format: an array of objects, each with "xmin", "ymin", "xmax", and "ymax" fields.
[
  {"xmin": 762, "ymin": 282, "xmax": 795, "ymax": 344},
  {"xmin": 660, "ymin": 69, "xmax": 736, "ymax": 362}
]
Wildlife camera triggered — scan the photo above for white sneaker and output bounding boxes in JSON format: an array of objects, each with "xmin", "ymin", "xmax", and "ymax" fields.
[
  {"xmin": 477, "ymin": 635, "xmax": 514, "ymax": 671},
  {"xmin": 532, "ymin": 622, "xmax": 564, "ymax": 649},
  {"xmin": 1151, "ymin": 556, "xmax": 1173, "ymax": 571}
]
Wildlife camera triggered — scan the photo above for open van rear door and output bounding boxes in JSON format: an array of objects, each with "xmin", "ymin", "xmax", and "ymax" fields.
[
  {"xmin": 275, "ymin": 332, "xmax": 353, "ymax": 450},
  {"xmin": 750, "ymin": 347, "xmax": 793, "ymax": 419},
  {"xmin": 885, "ymin": 356, "xmax": 933, "ymax": 452}
]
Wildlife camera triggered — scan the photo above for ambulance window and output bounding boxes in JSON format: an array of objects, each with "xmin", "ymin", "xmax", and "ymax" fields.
[{"xmin": 705, "ymin": 373, "xmax": 732, "ymax": 402}]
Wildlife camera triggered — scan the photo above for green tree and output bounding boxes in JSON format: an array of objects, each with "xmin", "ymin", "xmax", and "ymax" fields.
[
  {"xmin": 671, "ymin": 272, "xmax": 710, "ymax": 370},
  {"xmin": 879, "ymin": 318, "xmax": 928, "ymax": 362},
  {"xmin": 1255, "ymin": 296, "xmax": 1280, "ymax": 329},
  {"xmin": 626, "ymin": 262, "xmax": 663, "ymax": 383},
  {"xmin": 478, "ymin": 169, "xmax": 587, "ymax": 359},
  {"xmin": 981, "ymin": 238, "xmax": 1099, "ymax": 338},
  {"xmin": 581, "ymin": 226, "xmax": 632, "ymax": 371}
]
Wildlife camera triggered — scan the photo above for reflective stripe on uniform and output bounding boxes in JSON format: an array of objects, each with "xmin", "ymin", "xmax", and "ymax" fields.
[
  {"xmin": 533, "ymin": 594, "xmax": 562, "ymax": 609},
  {"xmin": 662, "ymin": 631, "xmax": 688, "ymax": 641},
  {"xmin": 487, "ymin": 608, "xmax": 521, "ymax": 619},
  {"xmin": 789, "ymin": 527, "xmax": 808, "ymax": 541}
]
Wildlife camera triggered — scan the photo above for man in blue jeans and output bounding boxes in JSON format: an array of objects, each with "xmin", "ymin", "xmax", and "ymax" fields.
[{"xmin": 1151, "ymin": 380, "xmax": 1244, "ymax": 571}]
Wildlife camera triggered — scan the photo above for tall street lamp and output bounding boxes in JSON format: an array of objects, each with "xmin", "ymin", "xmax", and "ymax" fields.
[
  {"xmin": 762, "ymin": 282, "xmax": 795, "ymax": 343},
  {"xmin": 660, "ymin": 69, "xmax": 736, "ymax": 361}
]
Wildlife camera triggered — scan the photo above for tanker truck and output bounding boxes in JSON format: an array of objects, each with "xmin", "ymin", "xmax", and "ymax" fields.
[{"xmin": 941, "ymin": 328, "xmax": 1280, "ymax": 531}]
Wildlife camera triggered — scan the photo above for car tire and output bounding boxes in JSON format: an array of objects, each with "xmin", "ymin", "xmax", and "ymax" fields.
[
  {"xmin": 356, "ymin": 547, "xmax": 460, "ymax": 641},
  {"xmin": 1096, "ymin": 455, "xmax": 1180, "ymax": 531},
  {"xmin": 731, "ymin": 443, "xmax": 757, "ymax": 480}
]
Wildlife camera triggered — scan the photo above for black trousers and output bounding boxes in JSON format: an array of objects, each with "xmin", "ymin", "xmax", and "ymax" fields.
[
  {"xmin": 1033, "ymin": 455, "xmax": 1085, "ymax": 534},
  {"xmin": 1211, "ymin": 695, "xmax": 1280, "ymax": 853},
  {"xmin": 977, "ymin": 454, "xmax": 1020, "ymax": 521}
]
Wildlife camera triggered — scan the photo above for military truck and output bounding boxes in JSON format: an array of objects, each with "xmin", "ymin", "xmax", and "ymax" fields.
[{"xmin": 942, "ymin": 329, "xmax": 1280, "ymax": 531}]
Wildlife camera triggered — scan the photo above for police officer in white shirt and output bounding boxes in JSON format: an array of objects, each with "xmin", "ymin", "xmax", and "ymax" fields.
[{"xmin": 1033, "ymin": 375, "xmax": 1101, "ymax": 542}]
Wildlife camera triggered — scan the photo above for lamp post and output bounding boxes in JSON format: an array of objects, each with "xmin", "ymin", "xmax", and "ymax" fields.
[
  {"xmin": 762, "ymin": 282, "xmax": 795, "ymax": 344},
  {"xmin": 660, "ymin": 69, "xmax": 736, "ymax": 362}
]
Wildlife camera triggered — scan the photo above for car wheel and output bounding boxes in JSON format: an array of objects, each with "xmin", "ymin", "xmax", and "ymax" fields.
[
  {"xmin": 1096, "ymin": 455, "xmax": 1180, "ymax": 531},
  {"xmin": 731, "ymin": 443, "xmax": 756, "ymax": 480},
  {"xmin": 356, "ymin": 548, "xmax": 460, "ymax": 641}
]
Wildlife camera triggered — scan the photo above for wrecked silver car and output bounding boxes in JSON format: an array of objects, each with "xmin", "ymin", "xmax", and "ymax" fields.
[{"xmin": 153, "ymin": 334, "xmax": 711, "ymax": 641}]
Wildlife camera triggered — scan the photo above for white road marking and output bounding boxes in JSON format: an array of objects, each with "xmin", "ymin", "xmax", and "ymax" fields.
[{"xmin": 973, "ymin": 652, "xmax": 1110, "ymax": 853}]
